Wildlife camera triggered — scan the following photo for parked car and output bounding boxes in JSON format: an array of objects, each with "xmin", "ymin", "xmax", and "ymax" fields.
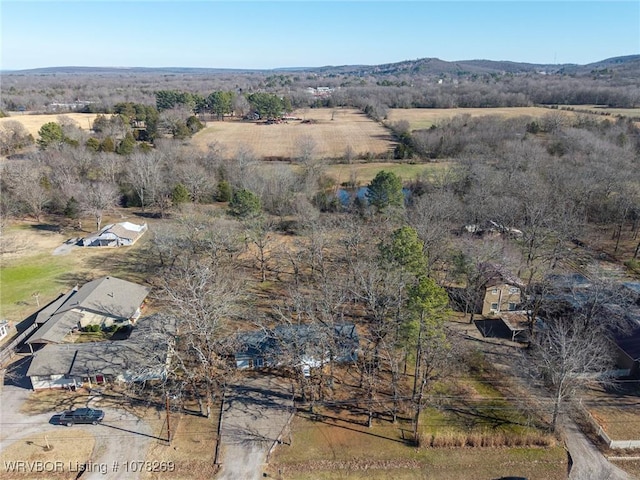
[{"xmin": 58, "ymin": 408, "xmax": 104, "ymax": 426}]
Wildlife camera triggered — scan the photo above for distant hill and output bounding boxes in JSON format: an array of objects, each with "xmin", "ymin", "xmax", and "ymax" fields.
[{"xmin": 4, "ymin": 55, "xmax": 639, "ymax": 78}]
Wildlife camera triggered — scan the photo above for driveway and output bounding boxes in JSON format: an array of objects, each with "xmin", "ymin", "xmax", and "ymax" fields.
[
  {"xmin": 216, "ymin": 374, "xmax": 294, "ymax": 480},
  {"xmin": 563, "ymin": 419, "xmax": 635, "ymax": 480},
  {"xmin": 1, "ymin": 355, "xmax": 156, "ymax": 480}
]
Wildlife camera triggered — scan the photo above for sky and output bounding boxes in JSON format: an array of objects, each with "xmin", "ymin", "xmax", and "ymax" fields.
[{"xmin": 1, "ymin": 1, "xmax": 639, "ymax": 70}]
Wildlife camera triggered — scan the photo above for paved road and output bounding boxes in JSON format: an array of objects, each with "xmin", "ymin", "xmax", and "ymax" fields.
[
  {"xmin": 216, "ymin": 374, "xmax": 294, "ymax": 480},
  {"xmin": 1, "ymin": 355, "xmax": 156, "ymax": 480}
]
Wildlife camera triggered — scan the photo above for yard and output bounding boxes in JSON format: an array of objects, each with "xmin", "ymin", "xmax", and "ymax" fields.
[
  {"xmin": 0, "ymin": 215, "xmax": 155, "ymax": 323},
  {"xmin": 268, "ymin": 411, "xmax": 566, "ymax": 480},
  {"xmin": 267, "ymin": 353, "xmax": 564, "ymax": 480}
]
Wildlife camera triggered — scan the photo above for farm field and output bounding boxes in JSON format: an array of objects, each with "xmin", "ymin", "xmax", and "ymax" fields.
[
  {"xmin": 191, "ymin": 108, "xmax": 394, "ymax": 160},
  {"xmin": 560, "ymin": 105, "xmax": 640, "ymax": 118},
  {"xmin": 386, "ymin": 106, "xmax": 576, "ymax": 130},
  {"xmin": 0, "ymin": 112, "xmax": 99, "ymax": 136}
]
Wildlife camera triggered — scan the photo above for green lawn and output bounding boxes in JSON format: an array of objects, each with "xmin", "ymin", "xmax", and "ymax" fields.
[{"xmin": 0, "ymin": 254, "xmax": 74, "ymax": 319}]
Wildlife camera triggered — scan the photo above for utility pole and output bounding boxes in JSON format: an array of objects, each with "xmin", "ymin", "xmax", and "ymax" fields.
[{"xmin": 165, "ymin": 394, "xmax": 171, "ymax": 445}]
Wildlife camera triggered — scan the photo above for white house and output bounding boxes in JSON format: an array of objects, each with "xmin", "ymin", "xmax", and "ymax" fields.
[{"xmin": 82, "ymin": 222, "xmax": 147, "ymax": 247}]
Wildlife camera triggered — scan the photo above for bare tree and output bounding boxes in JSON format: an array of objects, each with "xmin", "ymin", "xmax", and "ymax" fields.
[
  {"xmin": 159, "ymin": 258, "xmax": 245, "ymax": 416},
  {"xmin": 527, "ymin": 315, "xmax": 615, "ymax": 431},
  {"xmin": 79, "ymin": 180, "xmax": 120, "ymax": 231},
  {"xmin": 3, "ymin": 163, "xmax": 50, "ymax": 221},
  {"xmin": 0, "ymin": 120, "xmax": 33, "ymax": 156},
  {"xmin": 127, "ymin": 151, "xmax": 165, "ymax": 211}
]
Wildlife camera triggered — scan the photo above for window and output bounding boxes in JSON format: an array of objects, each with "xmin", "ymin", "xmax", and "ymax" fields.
[
  {"xmin": 508, "ymin": 302, "xmax": 517, "ymax": 311},
  {"xmin": 491, "ymin": 288, "xmax": 498, "ymax": 295},
  {"xmin": 509, "ymin": 287, "xmax": 519, "ymax": 294},
  {"xmin": 490, "ymin": 302, "xmax": 499, "ymax": 311},
  {"xmin": 256, "ymin": 358, "xmax": 264, "ymax": 368}
]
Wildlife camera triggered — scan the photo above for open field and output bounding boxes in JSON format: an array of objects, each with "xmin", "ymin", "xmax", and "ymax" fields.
[
  {"xmin": 0, "ymin": 112, "xmax": 99, "ymax": 136},
  {"xmin": 560, "ymin": 105, "xmax": 640, "ymax": 119},
  {"xmin": 386, "ymin": 106, "xmax": 576, "ymax": 130},
  {"xmin": 191, "ymin": 108, "xmax": 394, "ymax": 160}
]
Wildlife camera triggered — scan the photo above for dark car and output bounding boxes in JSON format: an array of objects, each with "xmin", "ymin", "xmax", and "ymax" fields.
[{"xmin": 58, "ymin": 408, "xmax": 105, "ymax": 426}]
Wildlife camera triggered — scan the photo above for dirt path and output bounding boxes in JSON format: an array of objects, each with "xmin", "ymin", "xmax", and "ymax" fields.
[{"xmin": 216, "ymin": 374, "xmax": 294, "ymax": 480}]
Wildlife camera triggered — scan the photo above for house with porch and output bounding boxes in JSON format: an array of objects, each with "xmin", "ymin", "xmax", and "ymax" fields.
[
  {"xmin": 26, "ymin": 315, "xmax": 174, "ymax": 391},
  {"xmin": 26, "ymin": 276, "xmax": 150, "ymax": 352}
]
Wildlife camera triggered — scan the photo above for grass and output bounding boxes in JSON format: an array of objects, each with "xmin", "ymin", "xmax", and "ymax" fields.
[
  {"xmin": 269, "ymin": 413, "xmax": 566, "ymax": 480},
  {"xmin": 0, "ymin": 430, "xmax": 95, "ymax": 480},
  {"xmin": 0, "ymin": 216, "xmax": 155, "ymax": 322},
  {"xmin": 323, "ymin": 161, "xmax": 453, "ymax": 186},
  {"xmin": 141, "ymin": 405, "xmax": 220, "ymax": 480},
  {"xmin": 1, "ymin": 253, "xmax": 74, "ymax": 319},
  {"xmin": 0, "ymin": 112, "xmax": 99, "ymax": 136},
  {"xmin": 583, "ymin": 383, "xmax": 640, "ymax": 441},
  {"xmin": 190, "ymin": 108, "xmax": 394, "ymax": 160},
  {"xmin": 385, "ymin": 106, "xmax": 571, "ymax": 130}
]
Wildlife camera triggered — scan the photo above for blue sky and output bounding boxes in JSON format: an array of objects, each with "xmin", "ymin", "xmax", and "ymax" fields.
[{"xmin": 1, "ymin": 1, "xmax": 638, "ymax": 70}]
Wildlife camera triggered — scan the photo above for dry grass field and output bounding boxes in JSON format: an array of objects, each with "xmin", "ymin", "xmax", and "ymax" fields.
[
  {"xmin": 191, "ymin": 108, "xmax": 394, "ymax": 160},
  {"xmin": 386, "ymin": 106, "xmax": 576, "ymax": 130},
  {"xmin": 0, "ymin": 112, "xmax": 99, "ymax": 136},
  {"xmin": 562, "ymin": 105, "xmax": 640, "ymax": 118}
]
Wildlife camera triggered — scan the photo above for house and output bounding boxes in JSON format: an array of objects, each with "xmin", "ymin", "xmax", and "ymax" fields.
[
  {"xmin": 81, "ymin": 222, "xmax": 147, "ymax": 247},
  {"xmin": 613, "ymin": 326, "xmax": 640, "ymax": 377},
  {"xmin": 26, "ymin": 315, "xmax": 174, "ymax": 391},
  {"xmin": 479, "ymin": 263, "xmax": 525, "ymax": 316},
  {"xmin": 235, "ymin": 323, "xmax": 359, "ymax": 375},
  {"xmin": 26, "ymin": 276, "xmax": 150, "ymax": 351}
]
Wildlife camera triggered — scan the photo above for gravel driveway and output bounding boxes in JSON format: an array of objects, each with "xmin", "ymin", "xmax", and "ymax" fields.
[{"xmin": 216, "ymin": 374, "xmax": 294, "ymax": 480}]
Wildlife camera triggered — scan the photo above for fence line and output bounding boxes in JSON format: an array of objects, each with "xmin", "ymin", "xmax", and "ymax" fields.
[
  {"xmin": 578, "ymin": 403, "xmax": 640, "ymax": 449},
  {"xmin": 0, "ymin": 323, "xmax": 37, "ymax": 366}
]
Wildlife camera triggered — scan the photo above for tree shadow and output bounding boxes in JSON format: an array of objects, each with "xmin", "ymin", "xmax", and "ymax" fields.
[
  {"xmin": 30, "ymin": 223, "xmax": 63, "ymax": 233},
  {"xmin": 297, "ymin": 410, "xmax": 411, "ymax": 445}
]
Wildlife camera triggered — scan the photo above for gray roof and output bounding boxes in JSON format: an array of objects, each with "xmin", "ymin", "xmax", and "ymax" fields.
[
  {"xmin": 60, "ymin": 276, "xmax": 150, "ymax": 319},
  {"xmin": 27, "ymin": 277, "xmax": 150, "ymax": 345},
  {"xmin": 35, "ymin": 289, "xmax": 78, "ymax": 325},
  {"xmin": 27, "ymin": 316, "xmax": 172, "ymax": 380},
  {"xmin": 27, "ymin": 310, "xmax": 83, "ymax": 345}
]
